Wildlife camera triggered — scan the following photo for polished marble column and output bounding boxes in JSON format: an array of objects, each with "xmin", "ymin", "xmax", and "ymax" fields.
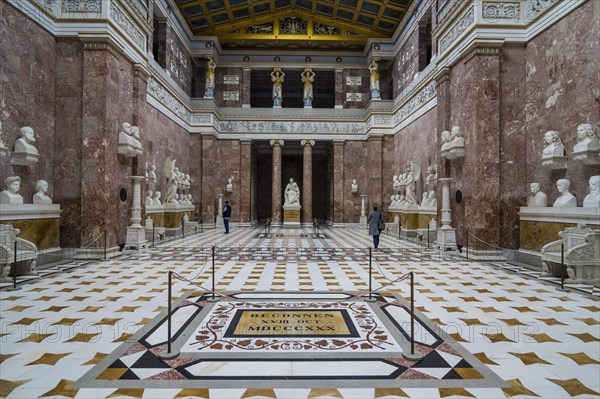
[
  {"xmin": 301, "ymin": 140, "xmax": 315, "ymax": 224},
  {"xmin": 270, "ymin": 139, "xmax": 284, "ymax": 224},
  {"xmin": 332, "ymin": 140, "xmax": 344, "ymax": 225},
  {"xmin": 240, "ymin": 139, "xmax": 252, "ymax": 225},
  {"xmin": 242, "ymin": 67, "xmax": 251, "ymax": 108},
  {"xmin": 335, "ymin": 68, "xmax": 344, "ymax": 109}
]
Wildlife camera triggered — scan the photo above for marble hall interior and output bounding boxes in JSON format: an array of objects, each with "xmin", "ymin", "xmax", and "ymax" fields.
[{"xmin": 1, "ymin": 0, "xmax": 600, "ymax": 398}]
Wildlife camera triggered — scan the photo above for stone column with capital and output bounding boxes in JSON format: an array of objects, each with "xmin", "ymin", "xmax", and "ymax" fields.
[
  {"xmin": 436, "ymin": 178, "xmax": 457, "ymax": 251},
  {"xmin": 335, "ymin": 68, "xmax": 344, "ymax": 109},
  {"xmin": 271, "ymin": 140, "xmax": 283, "ymax": 224},
  {"xmin": 360, "ymin": 195, "xmax": 367, "ymax": 226},
  {"xmin": 216, "ymin": 194, "xmax": 224, "ymax": 226},
  {"xmin": 301, "ymin": 140, "xmax": 315, "ymax": 224},
  {"xmin": 125, "ymin": 176, "xmax": 147, "ymax": 251}
]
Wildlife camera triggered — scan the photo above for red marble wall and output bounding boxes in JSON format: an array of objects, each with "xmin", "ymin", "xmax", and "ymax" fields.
[
  {"xmin": 0, "ymin": 1, "xmax": 56, "ymax": 204},
  {"xmin": 342, "ymin": 141, "xmax": 367, "ymax": 223},
  {"xmin": 393, "ymin": 30, "xmax": 419, "ymax": 97},
  {"xmin": 217, "ymin": 139, "xmax": 242, "ymax": 222},
  {"xmin": 215, "ymin": 67, "xmax": 243, "ymax": 107},
  {"xmin": 524, "ymin": 0, "xmax": 600, "ymax": 205},
  {"xmin": 166, "ymin": 28, "xmax": 193, "ymax": 96},
  {"xmin": 342, "ymin": 69, "xmax": 371, "ymax": 109}
]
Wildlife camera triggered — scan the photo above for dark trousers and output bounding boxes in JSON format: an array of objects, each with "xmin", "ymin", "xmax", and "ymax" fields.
[
  {"xmin": 224, "ymin": 218, "xmax": 230, "ymax": 233},
  {"xmin": 372, "ymin": 234, "xmax": 380, "ymax": 249}
]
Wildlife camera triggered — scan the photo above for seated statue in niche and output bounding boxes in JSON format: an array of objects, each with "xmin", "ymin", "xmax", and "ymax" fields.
[
  {"xmin": 583, "ymin": 175, "xmax": 600, "ymax": 208},
  {"xmin": 553, "ymin": 179, "xmax": 577, "ymax": 208},
  {"xmin": 284, "ymin": 178, "xmax": 300, "ymax": 206},
  {"xmin": 542, "ymin": 131, "xmax": 566, "ymax": 157},
  {"xmin": 0, "ymin": 176, "xmax": 24, "ymax": 204},
  {"xmin": 32, "ymin": 180, "xmax": 52, "ymax": 204},
  {"xmin": 145, "ymin": 190, "xmax": 154, "ymax": 206},
  {"xmin": 153, "ymin": 191, "xmax": 162, "ymax": 205},
  {"xmin": 527, "ymin": 183, "xmax": 548, "ymax": 207},
  {"xmin": 573, "ymin": 124, "xmax": 599, "ymax": 153}
]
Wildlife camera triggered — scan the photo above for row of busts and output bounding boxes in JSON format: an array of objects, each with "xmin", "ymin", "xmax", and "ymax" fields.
[
  {"xmin": 390, "ymin": 191, "xmax": 437, "ymax": 209},
  {"xmin": 145, "ymin": 190, "xmax": 194, "ymax": 206},
  {"xmin": 117, "ymin": 122, "xmax": 143, "ymax": 158},
  {"xmin": 0, "ymin": 126, "xmax": 40, "ymax": 166},
  {"xmin": 542, "ymin": 124, "xmax": 599, "ymax": 169},
  {"xmin": 145, "ymin": 164, "xmax": 157, "ymax": 184},
  {"xmin": 0, "ymin": 176, "xmax": 52, "ymax": 205},
  {"xmin": 527, "ymin": 176, "xmax": 600, "ymax": 208}
]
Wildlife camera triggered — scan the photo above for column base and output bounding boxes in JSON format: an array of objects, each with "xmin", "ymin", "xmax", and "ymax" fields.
[
  {"xmin": 359, "ymin": 215, "xmax": 367, "ymax": 226},
  {"xmin": 216, "ymin": 215, "xmax": 224, "ymax": 226},
  {"xmin": 436, "ymin": 227, "xmax": 457, "ymax": 251},
  {"xmin": 124, "ymin": 226, "xmax": 147, "ymax": 251}
]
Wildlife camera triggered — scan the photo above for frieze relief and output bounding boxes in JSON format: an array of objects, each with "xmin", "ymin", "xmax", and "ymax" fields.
[
  {"xmin": 524, "ymin": 0, "xmax": 558, "ymax": 23},
  {"xmin": 392, "ymin": 80, "xmax": 436, "ymax": 127},
  {"xmin": 439, "ymin": 7, "xmax": 475, "ymax": 53},
  {"xmin": 33, "ymin": 0, "xmax": 58, "ymax": 15},
  {"xmin": 482, "ymin": 2, "xmax": 520, "ymax": 22},
  {"xmin": 219, "ymin": 121, "xmax": 364, "ymax": 134},
  {"xmin": 147, "ymin": 76, "xmax": 191, "ymax": 123},
  {"xmin": 109, "ymin": 2, "xmax": 146, "ymax": 49},
  {"xmin": 62, "ymin": 0, "xmax": 101, "ymax": 13}
]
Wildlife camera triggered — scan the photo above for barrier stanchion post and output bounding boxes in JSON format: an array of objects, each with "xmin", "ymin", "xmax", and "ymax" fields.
[
  {"xmin": 7, "ymin": 242, "xmax": 21, "ymax": 291},
  {"xmin": 365, "ymin": 247, "xmax": 376, "ymax": 302},
  {"xmin": 466, "ymin": 230, "xmax": 469, "ymax": 260},
  {"xmin": 104, "ymin": 230, "xmax": 107, "ymax": 260},
  {"xmin": 557, "ymin": 243, "xmax": 568, "ymax": 291},
  {"xmin": 208, "ymin": 245, "xmax": 219, "ymax": 302},
  {"xmin": 159, "ymin": 270, "xmax": 179, "ymax": 359},
  {"xmin": 402, "ymin": 271, "xmax": 423, "ymax": 360},
  {"xmin": 426, "ymin": 225, "xmax": 430, "ymax": 249},
  {"xmin": 153, "ymin": 224, "xmax": 155, "ymax": 247}
]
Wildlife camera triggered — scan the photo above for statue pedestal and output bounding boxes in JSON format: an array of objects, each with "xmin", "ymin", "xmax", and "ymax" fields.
[
  {"xmin": 124, "ymin": 226, "xmax": 147, "ymax": 251},
  {"xmin": 283, "ymin": 204, "xmax": 301, "ymax": 228},
  {"xmin": 436, "ymin": 227, "xmax": 457, "ymax": 251},
  {"xmin": 359, "ymin": 215, "xmax": 367, "ymax": 226}
]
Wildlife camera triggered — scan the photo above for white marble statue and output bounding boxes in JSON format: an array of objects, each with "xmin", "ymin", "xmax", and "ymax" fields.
[
  {"xmin": 226, "ymin": 177, "xmax": 233, "ymax": 193},
  {"xmin": 443, "ymin": 126, "xmax": 465, "ymax": 159},
  {"xmin": 351, "ymin": 179, "xmax": 358, "ymax": 193},
  {"xmin": 404, "ymin": 161, "xmax": 420, "ymax": 206},
  {"xmin": 527, "ymin": 183, "xmax": 548, "ymax": 207},
  {"xmin": 392, "ymin": 175, "xmax": 400, "ymax": 190},
  {"xmin": 427, "ymin": 190, "xmax": 437, "ymax": 208},
  {"xmin": 173, "ymin": 194, "xmax": 180, "ymax": 205},
  {"xmin": 440, "ymin": 130, "xmax": 452, "ymax": 152},
  {"xmin": 398, "ymin": 195, "xmax": 407, "ymax": 208},
  {"xmin": 117, "ymin": 122, "xmax": 142, "ymax": 157},
  {"xmin": 32, "ymin": 180, "xmax": 52, "ymax": 204},
  {"xmin": 145, "ymin": 190, "xmax": 154, "ymax": 206},
  {"xmin": 583, "ymin": 175, "xmax": 600, "ymax": 208},
  {"xmin": 553, "ymin": 179, "xmax": 577, "ymax": 207},
  {"xmin": 153, "ymin": 191, "xmax": 162, "ymax": 205},
  {"xmin": 164, "ymin": 157, "xmax": 179, "ymax": 203},
  {"xmin": 13, "ymin": 126, "xmax": 39, "ymax": 165},
  {"xmin": 187, "ymin": 194, "xmax": 193, "ymax": 204},
  {"xmin": 0, "ymin": 176, "xmax": 24, "ymax": 204},
  {"xmin": 184, "ymin": 174, "xmax": 191, "ymax": 191},
  {"xmin": 390, "ymin": 195, "xmax": 396, "ymax": 207},
  {"xmin": 149, "ymin": 164, "xmax": 157, "ymax": 181},
  {"xmin": 425, "ymin": 165, "xmax": 437, "ymax": 188},
  {"xmin": 420, "ymin": 192, "xmax": 428, "ymax": 207},
  {"xmin": 542, "ymin": 131, "xmax": 566, "ymax": 157},
  {"xmin": 284, "ymin": 178, "xmax": 300, "ymax": 206}
]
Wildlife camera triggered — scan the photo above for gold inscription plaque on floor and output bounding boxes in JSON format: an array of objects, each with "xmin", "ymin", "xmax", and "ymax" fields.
[
  {"xmin": 283, "ymin": 209, "xmax": 301, "ymax": 223},
  {"xmin": 225, "ymin": 310, "xmax": 359, "ymax": 338}
]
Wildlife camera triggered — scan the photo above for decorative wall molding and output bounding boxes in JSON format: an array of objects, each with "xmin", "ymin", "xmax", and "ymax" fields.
[
  {"xmin": 482, "ymin": 2, "xmax": 521, "ymax": 22},
  {"xmin": 62, "ymin": 0, "xmax": 101, "ymax": 13},
  {"xmin": 218, "ymin": 120, "xmax": 365, "ymax": 135},
  {"xmin": 33, "ymin": 0, "xmax": 59, "ymax": 16},
  {"xmin": 439, "ymin": 7, "xmax": 475, "ymax": 54},
  {"xmin": 147, "ymin": 76, "xmax": 191, "ymax": 124},
  {"xmin": 524, "ymin": 0, "xmax": 559, "ymax": 23},
  {"xmin": 109, "ymin": 1, "xmax": 146, "ymax": 50},
  {"xmin": 392, "ymin": 79, "xmax": 436, "ymax": 128}
]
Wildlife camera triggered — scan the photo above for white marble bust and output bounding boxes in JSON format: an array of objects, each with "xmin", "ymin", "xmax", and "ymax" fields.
[
  {"xmin": 0, "ymin": 176, "xmax": 24, "ymax": 204},
  {"xmin": 553, "ymin": 179, "xmax": 577, "ymax": 207},
  {"xmin": 425, "ymin": 165, "xmax": 437, "ymax": 187},
  {"xmin": 153, "ymin": 191, "xmax": 162, "ymax": 205},
  {"xmin": 173, "ymin": 193, "xmax": 180, "ymax": 205},
  {"xmin": 149, "ymin": 164, "xmax": 157, "ymax": 180},
  {"xmin": 32, "ymin": 180, "xmax": 52, "ymax": 204},
  {"xmin": 390, "ymin": 195, "xmax": 396, "ymax": 207},
  {"xmin": 145, "ymin": 216, "xmax": 154, "ymax": 229},
  {"xmin": 187, "ymin": 194, "xmax": 193, "ymax": 204},
  {"xmin": 14, "ymin": 126, "xmax": 38, "ymax": 156},
  {"xmin": 392, "ymin": 175, "xmax": 400, "ymax": 190},
  {"xmin": 351, "ymin": 179, "xmax": 358, "ymax": 193},
  {"xmin": 145, "ymin": 190, "xmax": 154, "ymax": 206},
  {"xmin": 583, "ymin": 175, "xmax": 600, "ymax": 208},
  {"xmin": 420, "ymin": 192, "xmax": 428, "ymax": 207},
  {"xmin": 527, "ymin": 183, "xmax": 548, "ymax": 207},
  {"xmin": 449, "ymin": 126, "xmax": 464, "ymax": 145},
  {"xmin": 542, "ymin": 131, "xmax": 565, "ymax": 157},
  {"xmin": 427, "ymin": 190, "xmax": 437, "ymax": 207},
  {"xmin": 573, "ymin": 124, "xmax": 599, "ymax": 153},
  {"xmin": 226, "ymin": 177, "xmax": 233, "ymax": 193},
  {"xmin": 440, "ymin": 130, "xmax": 452, "ymax": 152}
]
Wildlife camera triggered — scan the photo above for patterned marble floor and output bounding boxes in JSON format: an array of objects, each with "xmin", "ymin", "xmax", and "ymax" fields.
[{"xmin": 1, "ymin": 226, "xmax": 599, "ymax": 398}]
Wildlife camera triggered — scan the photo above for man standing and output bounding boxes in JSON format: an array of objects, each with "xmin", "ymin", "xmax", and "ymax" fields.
[{"xmin": 223, "ymin": 201, "xmax": 232, "ymax": 234}]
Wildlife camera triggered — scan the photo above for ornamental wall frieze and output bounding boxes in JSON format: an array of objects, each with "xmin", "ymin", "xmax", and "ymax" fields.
[
  {"xmin": 439, "ymin": 7, "xmax": 475, "ymax": 54},
  {"xmin": 109, "ymin": 1, "xmax": 146, "ymax": 50},
  {"xmin": 482, "ymin": 2, "xmax": 521, "ymax": 23},
  {"xmin": 62, "ymin": 0, "xmax": 100, "ymax": 13},
  {"xmin": 218, "ymin": 121, "xmax": 365, "ymax": 135},
  {"xmin": 147, "ymin": 76, "xmax": 191, "ymax": 124},
  {"xmin": 524, "ymin": 0, "xmax": 559, "ymax": 23},
  {"xmin": 392, "ymin": 80, "xmax": 437, "ymax": 127}
]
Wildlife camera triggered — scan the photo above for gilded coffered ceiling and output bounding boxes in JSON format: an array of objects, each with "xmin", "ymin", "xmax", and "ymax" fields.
[{"xmin": 174, "ymin": 0, "xmax": 413, "ymax": 51}]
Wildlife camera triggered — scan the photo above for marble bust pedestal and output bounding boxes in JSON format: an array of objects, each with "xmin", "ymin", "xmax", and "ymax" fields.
[{"xmin": 282, "ymin": 204, "xmax": 301, "ymax": 228}]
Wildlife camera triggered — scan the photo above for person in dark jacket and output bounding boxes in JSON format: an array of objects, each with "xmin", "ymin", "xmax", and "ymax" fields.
[
  {"xmin": 223, "ymin": 201, "xmax": 232, "ymax": 233},
  {"xmin": 367, "ymin": 205, "xmax": 384, "ymax": 249}
]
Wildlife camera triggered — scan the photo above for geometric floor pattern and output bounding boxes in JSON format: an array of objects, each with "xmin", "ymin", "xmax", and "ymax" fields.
[{"xmin": 1, "ymin": 226, "xmax": 599, "ymax": 398}]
